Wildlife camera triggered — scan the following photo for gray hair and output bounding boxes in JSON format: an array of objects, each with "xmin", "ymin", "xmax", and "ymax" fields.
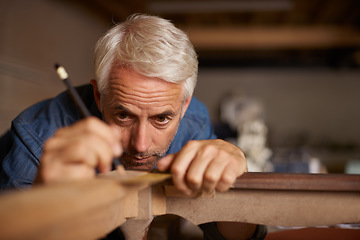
[{"xmin": 94, "ymin": 14, "xmax": 198, "ymax": 100}]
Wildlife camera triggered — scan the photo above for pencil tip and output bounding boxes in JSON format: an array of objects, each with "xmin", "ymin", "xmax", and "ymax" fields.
[{"xmin": 54, "ymin": 63, "xmax": 60, "ymax": 69}]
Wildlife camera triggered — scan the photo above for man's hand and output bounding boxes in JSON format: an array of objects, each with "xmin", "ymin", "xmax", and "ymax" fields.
[
  {"xmin": 157, "ymin": 139, "xmax": 247, "ymax": 195},
  {"xmin": 36, "ymin": 117, "xmax": 122, "ymax": 184}
]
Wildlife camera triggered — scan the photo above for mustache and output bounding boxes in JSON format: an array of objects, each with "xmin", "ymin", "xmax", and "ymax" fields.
[
  {"xmin": 119, "ymin": 149, "xmax": 165, "ymax": 169},
  {"xmin": 122, "ymin": 149, "xmax": 165, "ymax": 159}
]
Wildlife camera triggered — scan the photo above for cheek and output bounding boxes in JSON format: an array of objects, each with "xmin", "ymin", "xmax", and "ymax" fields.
[
  {"xmin": 120, "ymin": 134, "xmax": 130, "ymax": 149},
  {"xmin": 100, "ymin": 108, "xmax": 130, "ymax": 145},
  {"xmin": 154, "ymin": 124, "xmax": 179, "ymax": 147}
]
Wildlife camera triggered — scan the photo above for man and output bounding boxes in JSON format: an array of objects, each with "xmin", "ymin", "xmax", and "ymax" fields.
[{"xmin": 0, "ymin": 14, "xmax": 266, "ymax": 239}]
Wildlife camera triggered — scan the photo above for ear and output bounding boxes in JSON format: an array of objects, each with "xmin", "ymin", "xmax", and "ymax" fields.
[
  {"xmin": 90, "ymin": 79, "xmax": 101, "ymax": 111},
  {"xmin": 181, "ymin": 96, "xmax": 192, "ymax": 119}
]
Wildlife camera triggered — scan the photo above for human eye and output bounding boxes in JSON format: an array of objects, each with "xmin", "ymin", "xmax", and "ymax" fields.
[
  {"xmin": 117, "ymin": 112, "xmax": 129, "ymax": 120},
  {"xmin": 114, "ymin": 111, "xmax": 133, "ymax": 126},
  {"xmin": 152, "ymin": 115, "xmax": 171, "ymax": 127}
]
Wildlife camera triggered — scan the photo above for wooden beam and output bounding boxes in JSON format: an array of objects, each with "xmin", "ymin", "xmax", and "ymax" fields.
[
  {"xmin": 162, "ymin": 189, "xmax": 360, "ymax": 228},
  {"xmin": 185, "ymin": 27, "xmax": 360, "ymax": 50},
  {"xmin": 0, "ymin": 172, "xmax": 359, "ymax": 240}
]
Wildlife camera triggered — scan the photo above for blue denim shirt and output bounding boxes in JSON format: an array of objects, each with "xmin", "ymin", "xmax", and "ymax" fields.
[{"xmin": 0, "ymin": 84, "xmax": 216, "ymax": 190}]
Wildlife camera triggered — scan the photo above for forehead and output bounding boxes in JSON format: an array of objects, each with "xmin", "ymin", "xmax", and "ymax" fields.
[{"xmin": 106, "ymin": 67, "xmax": 184, "ymax": 111}]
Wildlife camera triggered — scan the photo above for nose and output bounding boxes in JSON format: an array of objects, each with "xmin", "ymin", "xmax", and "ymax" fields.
[{"xmin": 131, "ymin": 121, "xmax": 152, "ymax": 153}]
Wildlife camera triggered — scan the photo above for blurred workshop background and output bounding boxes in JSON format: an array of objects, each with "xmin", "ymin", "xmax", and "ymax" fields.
[{"xmin": 1, "ymin": 0, "xmax": 360, "ymax": 174}]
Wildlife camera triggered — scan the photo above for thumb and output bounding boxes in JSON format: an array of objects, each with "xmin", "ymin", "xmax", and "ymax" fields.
[
  {"xmin": 157, "ymin": 153, "xmax": 175, "ymax": 171},
  {"xmin": 109, "ymin": 124, "xmax": 122, "ymax": 157}
]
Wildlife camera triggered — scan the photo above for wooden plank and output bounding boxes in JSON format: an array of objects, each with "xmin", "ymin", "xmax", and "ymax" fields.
[
  {"xmin": 159, "ymin": 172, "xmax": 360, "ymax": 228},
  {"xmin": 186, "ymin": 27, "xmax": 360, "ymax": 50},
  {"xmin": 0, "ymin": 171, "xmax": 359, "ymax": 240},
  {"xmin": 164, "ymin": 189, "xmax": 360, "ymax": 227},
  {"xmin": 164, "ymin": 185, "xmax": 215, "ymax": 198},
  {"xmin": 121, "ymin": 172, "xmax": 171, "ymax": 185},
  {"xmin": 234, "ymin": 172, "xmax": 360, "ymax": 191}
]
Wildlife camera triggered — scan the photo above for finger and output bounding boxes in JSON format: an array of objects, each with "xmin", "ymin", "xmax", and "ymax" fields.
[
  {"xmin": 58, "ymin": 164, "xmax": 96, "ymax": 181},
  {"xmin": 185, "ymin": 145, "xmax": 218, "ymax": 191},
  {"xmin": 47, "ymin": 120, "xmax": 122, "ymax": 170},
  {"xmin": 70, "ymin": 134, "xmax": 114, "ymax": 173},
  {"xmin": 55, "ymin": 118, "xmax": 122, "ymax": 156},
  {"xmin": 83, "ymin": 118, "xmax": 122, "ymax": 155},
  {"xmin": 43, "ymin": 133, "xmax": 114, "ymax": 175},
  {"xmin": 215, "ymin": 164, "xmax": 238, "ymax": 192},
  {"xmin": 89, "ymin": 136, "xmax": 115, "ymax": 173},
  {"xmin": 169, "ymin": 141, "xmax": 200, "ymax": 195},
  {"xmin": 201, "ymin": 156, "xmax": 228, "ymax": 192},
  {"xmin": 109, "ymin": 124, "xmax": 123, "ymax": 157},
  {"xmin": 46, "ymin": 134, "xmax": 109, "ymax": 164},
  {"xmin": 158, "ymin": 153, "xmax": 194, "ymax": 194},
  {"xmin": 40, "ymin": 156, "xmax": 96, "ymax": 183},
  {"xmin": 157, "ymin": 154, "xmax": 175, "ymax": 172}
]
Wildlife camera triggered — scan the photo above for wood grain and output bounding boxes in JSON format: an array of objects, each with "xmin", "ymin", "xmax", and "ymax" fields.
[{"xmin": 234, "ymin": 172, "xmax": 360, "ymax": 191}]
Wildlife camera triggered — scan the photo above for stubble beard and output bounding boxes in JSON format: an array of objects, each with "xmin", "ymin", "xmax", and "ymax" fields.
[{"xmin": 120, "ymin": 133, "xmax": 176, "ymax": 170}]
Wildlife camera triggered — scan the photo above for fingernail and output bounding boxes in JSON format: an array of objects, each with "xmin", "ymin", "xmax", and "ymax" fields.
[{"xmin": 113, "ymin": 144, "xmax": 122, "ymax": 156}]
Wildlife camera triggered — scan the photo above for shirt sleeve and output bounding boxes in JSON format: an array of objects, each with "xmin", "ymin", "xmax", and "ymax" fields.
[
  {"xmin": 166, "ymin": 97, "xmax": 217, "ymax": 155},
  {"xmin": 0, "ymin": 124, "xmax": 42, "ymax": 190},
  {"xmin": 0, "ymin": 99, "xmax": 60, "ymax": 190},
  {"xmin": 0, "ymin": 85, "xmax": 96, "ymax": 191}
]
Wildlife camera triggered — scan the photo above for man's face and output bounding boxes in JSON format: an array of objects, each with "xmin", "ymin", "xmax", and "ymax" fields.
[{"xmin": 92, "ymin": 67, "xmax": 191, "ymax": 170}]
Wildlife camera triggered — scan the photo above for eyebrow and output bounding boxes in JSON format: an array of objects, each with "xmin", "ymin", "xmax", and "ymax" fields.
[
  {"xmin": 114, "ymin": 105, "xmax": 132, "ymax": 114},
  {"xmin": 155, "ymin": 110, "xmax": 177, "ymax": 117},
  {"xmin": 113, "ymin": 104, "xmax": 177, "ymax": 117}
]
